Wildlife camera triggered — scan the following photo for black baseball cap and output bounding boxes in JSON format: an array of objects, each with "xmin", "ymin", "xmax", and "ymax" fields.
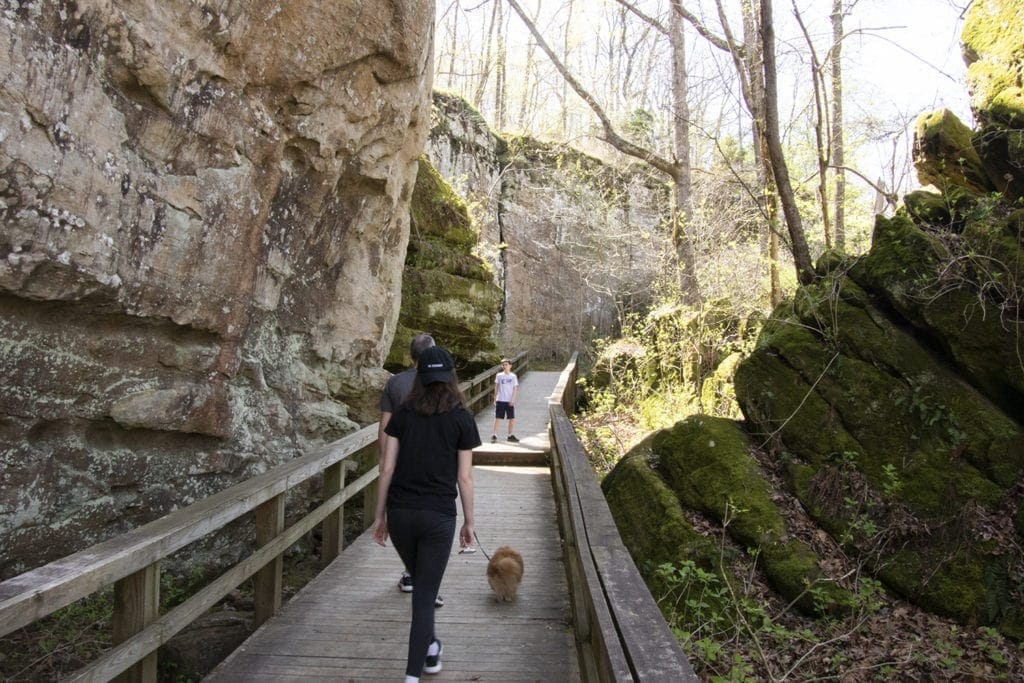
[{"xmin": 418, "ymin": 347, "xmax": 454, "ymax": 385}]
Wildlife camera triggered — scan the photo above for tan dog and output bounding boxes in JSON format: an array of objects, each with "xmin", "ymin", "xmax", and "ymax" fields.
[{"xmin": 486, "ymin": 546, "xmax": 524, "ymax": 601}]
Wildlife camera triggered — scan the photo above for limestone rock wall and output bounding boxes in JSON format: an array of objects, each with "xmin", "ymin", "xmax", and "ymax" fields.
[
  {"xmin": 426, "ymin": 93, "xmax": 670, "ymax": 363},
  {"xmin": 386, "ymin": 156, "xmax": 500, "ymax": 375},
  {"xmin": 0, "ymin": 0, "xmax": 434, "ymax": 577}
]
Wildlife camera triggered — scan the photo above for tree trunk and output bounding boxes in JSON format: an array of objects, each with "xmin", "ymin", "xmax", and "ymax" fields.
[
  {"xmin": 742, "ymin": 0, "xmax": 781, "ymax": 304},
  {"xmin": 473, "ymin": 1, "xmax": 499, "ymax": 110},
  {"xmin": 759, "ymin": 0, "xmax": 815, "ymax": 284},
  {"xmin": 669, "ymin": 6, "xmax": 697, "ymax": 299},
  {"xmin": 793, "ymin": 3, "xmax": 832, "ymax": 249},
  {"xmin": 516, "ymin": 0, "xmax": 542, "ymax": 128},
  {"xmin": 831, "ymin": 0, "xmax": 846, "ymax": 249},
  {"xmin": 560, "ymin": 0, "xmax": 574, "ymax": 138},
  {"xmin": 494, "ymin": 0, "xmax": 507, "ymax": 131}
]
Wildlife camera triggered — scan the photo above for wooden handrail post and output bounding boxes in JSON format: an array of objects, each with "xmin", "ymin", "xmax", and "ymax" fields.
[
  {"xmin": 363, "ymin": 479, "xmax": 379, "ymax": 532},
  {"xmin": 321, "ymin": 461, "xmax": 345, "ymax": 566},
  {"xmin": 254, "ymin": 494, "xmax": 285, "ymax": 626},
  {"xmin": 112, "ymin": 561, "xmax": 159, "ymax": 683}
]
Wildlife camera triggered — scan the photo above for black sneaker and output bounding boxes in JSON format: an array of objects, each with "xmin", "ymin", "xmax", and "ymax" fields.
[
  {"xmin": 434, "ymin": 594, "xmax": 445, "ymax": 608},
  {"xmin": 507, "ymin": 434, "xmax": 519, "ymax": 442},
  {"xmin": 423, "ymin": 639, "xmax": 442, "ymax": 674},
  {"xmin": 398, "ymin": 572, "xmax": 413, "ymax": 593},
  {"xmin": 490, "ymin": 434, "xmax": 497, "ymax": 442}
]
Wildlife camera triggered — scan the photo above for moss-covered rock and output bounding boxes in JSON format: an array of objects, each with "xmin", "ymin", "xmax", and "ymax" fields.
[
  {"xmin": 734, "ymin": 263, "xmax": 1024, "ymax": 636},
  {"xmin": 646, "ymin": 416, "xmax": 853, "ymax": 614},
  {"xmin": 961, "ymin": 0, "xmax": 1024, "ymax": 200},
  {"xmin": 850, "ymin": 213, "xmax": 1024, "ymax": 420},
  {"xmin": 913, "ymin": 108, "xmax": 994, "ymax": 195},
  {"xmin": 603, "ymin": 0, "xmax": 1024, "ymax": 643},
  {"xmin": 654, "ymin": 417, "xmax": 782, "ymax": 543},
  {"xmin": 962, "ymin": 0, "xmax": 1024, "ymax": 124},
  {"xmin": 387, "ymin": 157, "xmax": 500, "ymax": 373},
  {"xmin": 601, "ymin": 450, "xmax": 721, "ymax": 593}
]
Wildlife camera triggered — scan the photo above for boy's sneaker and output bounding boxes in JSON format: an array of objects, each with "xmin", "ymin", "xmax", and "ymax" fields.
[
  {"xmin": 507, "ymin": 434, "xmax": 519, "ymax": 442},
  {"xmin": 434, "ymin": 594, "xmax": 445, "ymax": 608},
  {"xmin": 398, "ymin": 572, "xmax": 413, "ymax": 592},
  {"xmin": 423, "ymin": 639, "xmax": 443, "ymax": 674},
  {"xmin": 490, "ymin": 434, "xmax": 497, "ymax": 442}
]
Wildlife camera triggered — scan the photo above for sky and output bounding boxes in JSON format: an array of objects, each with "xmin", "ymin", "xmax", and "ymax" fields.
[
  {"xmin": 843, "ymin": 0, "xmax": 970, "ymax": 121},
  {"xmin": 437, "ymin": 0, "xmax": 974, "ymax": 199},
  {"xmin": 840, "ymin": 0, "xmax": 971, "ymax": 192}
]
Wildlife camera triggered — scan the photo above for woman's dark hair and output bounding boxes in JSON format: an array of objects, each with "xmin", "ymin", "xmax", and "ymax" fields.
[{"xmin": 406, "ymin": 370, "xmax": 465, "ymax": 416}]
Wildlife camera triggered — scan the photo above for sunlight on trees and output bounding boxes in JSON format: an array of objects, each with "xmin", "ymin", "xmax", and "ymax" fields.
[{"xmin": 435, "ymin": 0, "xmax": 967, "ymax": 307}]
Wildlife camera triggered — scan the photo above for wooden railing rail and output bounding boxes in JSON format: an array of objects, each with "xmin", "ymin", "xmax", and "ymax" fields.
[
  {"xmin": 0, "ymin": 354, "xmax": 527, "ymax": 682},
  {"xmin": 547, "ymin": 353, "xmax": 697, "ymax": 682}
]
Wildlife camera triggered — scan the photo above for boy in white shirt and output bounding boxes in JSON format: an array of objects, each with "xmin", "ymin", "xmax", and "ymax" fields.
[{"xmin": 491, "ymin": 358, "xmax": 519, "ymax": 442}]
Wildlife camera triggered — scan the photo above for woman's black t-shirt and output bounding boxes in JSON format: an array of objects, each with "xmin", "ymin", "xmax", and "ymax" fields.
[{"xmin": 383, "ymin": 405, "xmax": 482, "ymax": 516}]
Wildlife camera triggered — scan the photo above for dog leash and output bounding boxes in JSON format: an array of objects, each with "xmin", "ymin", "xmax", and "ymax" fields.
[{"xmin": 459, "ymin": 531, "xmax": 491, "ymax": 560}]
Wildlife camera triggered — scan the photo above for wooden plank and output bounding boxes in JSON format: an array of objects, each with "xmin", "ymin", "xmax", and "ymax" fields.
[
  {"xmin": 550, "ymin": 409, "xmax": 631, "ymax": 682},
  {"xmin": 254, "ymin": 494, "xmax": 285, "ymax": 625},
  {"xmin": 111, "ymin": 562, "xmax": 159, "ymax": 683},
  {"xmin": 67, "ymin": 467, "xmax": 381, "ymax": 682},
  {"xmin": 550, "ymin": 403, "xmax": 698, "ymax": 682},
  {"xmin": 0, "ymin": 423, "xmax": 379, "ymax": 637},
  {"xmin": 207, "ymin": 466, "xmax": 580, "ymax": 681},
  {"xmin": 320, "ymin": 462, "xmax": 345, "ymax": 564}
]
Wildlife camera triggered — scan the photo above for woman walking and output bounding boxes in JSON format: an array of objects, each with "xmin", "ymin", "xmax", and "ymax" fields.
[{"xmin": 373, "ymin": 346, "xmax": 479, "ymax": 681}]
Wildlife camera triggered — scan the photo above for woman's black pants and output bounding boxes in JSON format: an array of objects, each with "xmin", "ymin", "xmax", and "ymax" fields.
[{"xmin": 387, "ymin": 507, "xmax": 456, "ymax": 677}]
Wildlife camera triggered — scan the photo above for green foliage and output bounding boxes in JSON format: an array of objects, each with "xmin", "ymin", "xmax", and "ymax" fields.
[
  {"xmin": 623, "ymin": 108, "xmax": 655, "ymax": 145},
  {"xmin": 0, "ymin": 589, "xmax": 113, "ymax": 680},
  {"xmin": 654, "ymin": 557, "xmax": 885, "ymax": 681},
  {"xmin": 576, "ymin": 299, "xmax": 760, "ymax": 474}
]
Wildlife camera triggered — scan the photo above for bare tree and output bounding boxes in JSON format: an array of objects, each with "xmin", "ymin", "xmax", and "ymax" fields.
[
  {"xmin": 559, "ymin": 0, "xmax": 575, "ymax": 138},
  {"xmin": 494, "ymin": 0, "xmax": 508, "ymax": 130},
  {"xmin": 506, "ymin": 0, "xmax": 700, "ymax": 301},
  {"xmin": 758, "ymin": 0, "xmax": 814, "ymax": 283},
  {"xmin": 669, "ymin": 0, "xmax": 814, "ymax": 285},
  {"xmin": 831, "ymin": 0, "xmax": 846, "ymax": 249},
  {"xmin": 793, "ymin": 2, "xmax": 833, "ymax": 249},
  {"xmin": 473, "ymin": 1, "xmax": 499, "ymax": 109}
]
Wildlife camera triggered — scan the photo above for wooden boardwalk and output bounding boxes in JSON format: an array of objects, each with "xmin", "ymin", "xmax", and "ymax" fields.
[
  {"xmin": 472, "ymin": 371, "xmax": 561, "ymax": 466},
  {"xmin": 207, "ymin": 371, "xmax": 579, "ymax": 681}
]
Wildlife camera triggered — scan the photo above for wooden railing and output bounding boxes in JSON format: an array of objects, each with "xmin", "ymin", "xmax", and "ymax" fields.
[
  {"xmin": 0, "ymin": 353, "xmax": 527, "ymax": 682},
  {"xmin": 548, "ymin": 353, "xmax": 698, "ymax": 682}
]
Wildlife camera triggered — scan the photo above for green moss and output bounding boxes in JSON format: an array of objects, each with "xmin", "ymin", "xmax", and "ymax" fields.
[
  {"xmin": 406, "ymin": 239, "xmax": 492, "ymax": 281},
  {"xmin": 913, "ymin": 109, "xmax": 993, "ymax": 194},
  {"xmin": 409, "ymin": 157, "xmax": 477, "ymax": 247},
  {"xmin": 738, "ymin": 259, "xmax": 1024, "ymax": 637},
  {"xmin": 387, "ymin": 156, "xmax": 500, "ymax": 373},
  {"xmin": 655, "ymin": 416, "xmax": 782, "ymax": 544},
  {"xmin": 601, "ymin": 452, "xmax": 721, "ymax": 593},
  {"xmin": 760, "ymin": 540, "xmax": 854, "ymax": 615},
  {"xmin": 650, "ymin": 416, "xmax": 855, "ymax": 614},
  {"xmin": 962, "ymin": 0, "xmax": 1024, "ymax": 121}
]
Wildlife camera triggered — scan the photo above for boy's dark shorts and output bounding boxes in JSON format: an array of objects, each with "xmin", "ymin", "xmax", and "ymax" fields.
[{"xmin": 495, "ymin": 401, "xmax": 515, "ymax": 419}]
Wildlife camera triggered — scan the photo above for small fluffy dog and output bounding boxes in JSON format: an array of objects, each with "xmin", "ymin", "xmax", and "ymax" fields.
[{"xmin": 486, "ymin": 546, "xmax": 524, "ymax": 601}]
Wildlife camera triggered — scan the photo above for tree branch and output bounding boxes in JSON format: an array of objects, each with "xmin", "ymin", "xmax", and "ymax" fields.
[
  {"xmin": 669, "ymin": 0, "xmax": 736, "ymax": 54},
  {"xmin": 612, "ymin": 0, "xmax": 668, "ymax": 35},
  {"xmin": 830, "ymin": 164, "xmax": 898, "ymax": 206},
  {"xmin": 504, "ymin": 0, "xmax": 679, "ymax": 179}
]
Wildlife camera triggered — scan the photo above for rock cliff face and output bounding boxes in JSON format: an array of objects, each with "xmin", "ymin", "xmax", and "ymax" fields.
[
  {"xmin": 385, "ymin": 156, "xmax": 500, "ymax": 375},
  {"xmin": 603, "ymin": 0, "xmax": 1024, "ymax": 641},
  {"xmin": 0, "ymin": 1, "xmax": 434, "ymax": 577},
  {"xmin": 426, "ymin": 92, "xmax": 669, "ymax": 362}
]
